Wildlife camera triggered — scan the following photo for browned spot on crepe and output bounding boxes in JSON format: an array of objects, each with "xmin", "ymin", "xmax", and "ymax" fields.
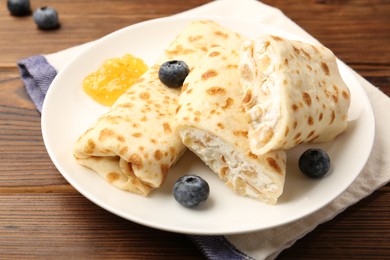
[
  {"xmin": 330, "ymin": 110, "xmax": 336, "ymax": 124},
  {"xmin": 342, "ymin": 90, "xmax": 350, "ymax": 100},
  {"xmin": 119, "ymin": 147, "xmax": 128, "ymax": 156},
  {"xmin": 175, "ymin": 104, "xmax": 182, "ymax": 114},
  {"xmin": 85, "ymin": 139, "xmax": 96, "ymax": 154},
  {"xmin": 188, "ymin": 35, "xmax": 203, "ymax": 42},
  {"xmin": 106, "ymin": 172, "xmax": 120, "ymax": 183},
  {"xmin": 132, "ymin": 132, "xmax": 142, "ymax": 138},
  {"xmin": 261, "ymin": 127, "xmax": 274, "ymax": 144},
  {"xmin": 243, "ymin": 89, "xmax": 253, "ymax": 104},
  {"xmin": 166, "ymin": 45, "xmax": 195, "ymax": 56},
  {"xmin": 154, "ymin": 150, "xmax": 163, "ymax": 161},
  {"xmin": 227, "ymin": 64, "xmax": 238, "ymax": 69},
  {"xmin": 202, "ymin": 69, "xmax": 218, "ymax": 80},
  {"xmin": 129, "ymin": 154, "xmax": 143, "ymax": 169},
  {"xmin": 292, "ymin": 104, "xmax": 299, "ymax": 111},
  {"xmin": 233, "ymin": 130, "xmax": 248, "ymax": 137},
  {"xmin": 220, "ymin": 166, "xmax": 229, "ymax": 179},
  {"xmin": 139, "ymin": 92, "xmax": 150, "ymax": 100},
  {"xmin": 284, "ymin": 127, "xmax": 289, "ymax": 137},
  {"xmin": 318, "ymin": 112, "xmax": 324, "ymax": 121},
  {"xmin": 209, "ymin": 51, "xmax": 221, "ymax": 57},
  {"xmin": 116, "ymin": 135, "xmax": 125, "ymax": 142},
  {"xmin": 308, "ymin": 116, "xmax": 314, "ymax": 125},
  {"xmin": 118, "ymin": 103, "xmax": 134, "ymax": 108},
  {"xmin": 163, "ymin": 122, "xmax": 172, "ymax": 134},
  {"xmin": 206, "ymin": 86, "xmax": 226, "ymax": 95},
  {"xmin": 321, "ymin": 62, "xmax": 330, "ymax": 76},
  {"xmin": 248, "ymin": 152, "xmax": 258, "ymax": 160},
  {"xmin": 181, "ymin": 83, "xmax": 188, "ymax": 92},
  {"xmin": 303, "ymin": 92, "xmax": 312, "ymax": 106},
  {"xmin": 99, "ymin": 128, "xmax": 114, "ymax": 142},
  {"xmin": 332, "ymin": 94, "xmax": 338, "ymax": 103},
  {"xmin": 222, "ymin": 97, "xmax": 234, "ymax": 109},
  {"xmin": 214, "ymin": 31, "xmax": 228, "ymax": 38},
  {"xmin": 266, "ymin": 157, "xmax": 282, "ymax": 175},
  {"xmin": 293, "ymin": 46, "xmax": 300, "ymax": 55},
  {"xmin": 217, "ymin": 123, "xmax": 224, "ymax": 129},
  {"xmin": 307, "ymin": 130, "xmax": 315, "ymax": 138},
  {"xmin": 271, "ymin": 35, "xmax": 284, "ymax": 42}
]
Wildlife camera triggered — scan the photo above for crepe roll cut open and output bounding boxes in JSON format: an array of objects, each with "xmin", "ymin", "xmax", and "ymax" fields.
[
  {"xmin": 73, "ymin": 20, "xmax": 245, "ymax": 196},
  {"xmin": 239, "ymin": 35, "xmax": 351, "ymax": 155},
  {"xmin": 175, "ymin": 46, "xmax": 286, "ymax": 204}
]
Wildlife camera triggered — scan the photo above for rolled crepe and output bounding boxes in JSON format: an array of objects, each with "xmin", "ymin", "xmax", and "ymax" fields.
[
  {"xmin": 175, "ymin": 46, "xmax": 286, "ymax": 204},
  {"xmin": 73, "ymin": 20, "xmax": 245, "ymax": 196},
  {"xmin": 239, "ymin": 35, "xmax": 351, "ymax": 155}
]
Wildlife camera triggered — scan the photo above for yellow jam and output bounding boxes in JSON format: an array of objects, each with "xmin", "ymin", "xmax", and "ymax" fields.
[{"xmin": 83, "ymin": 53, "xmax": 148, "ymax": 106}]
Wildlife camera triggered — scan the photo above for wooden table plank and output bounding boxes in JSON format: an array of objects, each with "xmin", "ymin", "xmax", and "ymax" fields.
[
  {"xmin": 0, "ymin": 193, "xmax": 203, "ymax": 259},
  {"xmin": 0, "ymin": 69, "xmax": 68, "ymax": 187},
  {"xmin": 0, "ymin": 0, "xmax": 210, "ymax": 66},
  {"xmin": 262, "ymin": 0, "xmax": 390, "ymax": 65}
]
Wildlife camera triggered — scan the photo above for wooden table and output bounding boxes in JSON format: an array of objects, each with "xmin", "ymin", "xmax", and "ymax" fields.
[{"xmin": 1, "ymin": 0, "xmax": 389, "ymax": 259}]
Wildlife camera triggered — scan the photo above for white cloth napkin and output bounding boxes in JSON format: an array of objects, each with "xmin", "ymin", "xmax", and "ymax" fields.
[{"xmin": 29, "ymin": 0, "xmax": 390, "ymax": 259}]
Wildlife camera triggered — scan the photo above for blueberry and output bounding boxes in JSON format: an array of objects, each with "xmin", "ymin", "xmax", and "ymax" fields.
[
  {"xmin": 299, "ymin": 148, "xmax": 331, "ymax": 178},
  {"xmin": 158, "ymin": 60, "xmax": 189, "ymax": 88},
  {"xmin": 7, "ymin": 0, "xmax": 31, "ymax": 16},
  {"xmin": 173, "ymin": 175, "xmax": 209, "ymax": 208},
  {"xmin": 33, "ymin": 6, "xmax": 60, "ymax": 30}
]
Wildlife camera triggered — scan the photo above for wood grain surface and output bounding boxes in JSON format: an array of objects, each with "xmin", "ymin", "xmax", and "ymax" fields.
[{"xmin": 0, "ymin": 0, "xmax": 389, "ymax": 259}]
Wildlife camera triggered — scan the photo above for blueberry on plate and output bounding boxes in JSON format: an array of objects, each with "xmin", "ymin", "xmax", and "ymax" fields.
[
  {"xmin": 299, "ymin": 148, "xmax": 331, "ymax": 178},
  {"xmin": 7, "ymin": 0, "xmax": 31, "ymax": 16},
  {"xmin": 158, "ymin": 60, "xmax": 189, "ymax": 88},
  {"xmin": 33, "ymin": 6, "xmax": 60, "ymax": 30},
  {"xmin": 173, "ymin": 175, "xmax": 210, "ymax": 208}
]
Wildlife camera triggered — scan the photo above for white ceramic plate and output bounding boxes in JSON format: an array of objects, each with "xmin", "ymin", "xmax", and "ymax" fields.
[{"xmin": 41, "ymin": 16, "xmax": 375, "ymax": 235}]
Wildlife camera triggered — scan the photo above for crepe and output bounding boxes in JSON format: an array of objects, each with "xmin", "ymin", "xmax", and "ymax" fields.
[
  {"xmin": 175, "ymin": 46, "xmax": 286, "ymax": 204},
  {"xmin": 239, "ymin": 35, "xmax": 351, "ymax": 155},
  {"xmin": 73, "ymin": 20, "xmax": 245, "ymax": 196}
]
